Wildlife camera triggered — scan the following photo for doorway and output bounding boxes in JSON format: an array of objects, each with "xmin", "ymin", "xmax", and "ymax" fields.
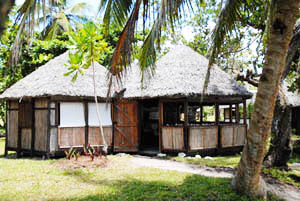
[{"xmin": 140, "ymin": 100, "xmax": 159, "ymax": 152}]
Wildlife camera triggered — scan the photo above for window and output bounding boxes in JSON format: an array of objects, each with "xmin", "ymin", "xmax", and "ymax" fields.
[
  {"xmin": 60, "ymin": 102, "xmax": 85, "ymax": 127},
  {"xmin": 88, "ymin": 103, "xmax": 112, "ymax": 126},
  {"xmin": 163, "ymin": 102, "xmax": 184, "ymax": 126}
]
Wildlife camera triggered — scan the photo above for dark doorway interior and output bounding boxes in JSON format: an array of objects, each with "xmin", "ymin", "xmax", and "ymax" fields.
[{"xmin": 140, "ymin": 100, "xmax": 159, "ymax": 151}]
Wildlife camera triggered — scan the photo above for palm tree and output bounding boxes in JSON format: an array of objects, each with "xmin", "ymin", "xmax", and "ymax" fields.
[
  {"xmin": 38, "ymin": 1, "xmax": 89, "ymax": 40},
  {"xmin": 100, "ymin": 0, "xmax": 300, "ymax": 199},
  {"xmin": 7, "ymin": 0, "xmax": 88, "ymax": 67}
]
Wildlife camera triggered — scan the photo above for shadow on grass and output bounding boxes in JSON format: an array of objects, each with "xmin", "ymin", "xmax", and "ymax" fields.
[{"xmin": 59, "ymin": 169, "xmax": 260, "ymax": 201}]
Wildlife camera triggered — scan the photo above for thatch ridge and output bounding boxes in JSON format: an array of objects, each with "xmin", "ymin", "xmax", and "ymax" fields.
[{"xmin": 123, "ymin": 45, "xmax": 252, "ymax": 99}]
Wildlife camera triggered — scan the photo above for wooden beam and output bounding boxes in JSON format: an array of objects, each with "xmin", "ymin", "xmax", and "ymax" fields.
[
  {"xmin": 229, "ymin": 104, "xmax": 232, "ymax": 123},
  {"xmin": 31, "ymin": 99, "xmax": 35, "ymax": 156},
  {"xmin": 111, "ymin": 100, "xmax": 116, "ymax": 153},
  {"xmin": 137, "ymin": 101, "xmax": 142, "ymax": 151},
  {"xmin": 235, "ymin": 104, "xmax": 240, "ymax": 124},
  {"xmin": 184, "ymin": 100, "xmax": 188, "ymax": 152},
  {"xmin": 215, "ymin": 104, "xmax": 219, "ymax": 125},
  {"xmin": 158, "ymin": 101, "xmax": 163, "ymax": 152},
  {"xmin": 200, "ymin": 105, "xmax": 203, "ymax": 124},
  {"xmin": 4, "ymin": 101, "xmax": 8, "ymax": 157},
  {"xmin": 215, "ymin": 103, "xmax": 221, "ymax": 150},
  {"xmin": 84, "ymin": 101, "xmax": 88, "ymax": 147},
  {"xmin": 46, "ymin": 99, "xmax": 51, "ymax": 154},
  {"xmin": 243, "ymin": 100, "xmax": 247, "ymax": 125},
  {"xmin": 17, "ymin": 101, "xmax": 21, "ymax": 158}
]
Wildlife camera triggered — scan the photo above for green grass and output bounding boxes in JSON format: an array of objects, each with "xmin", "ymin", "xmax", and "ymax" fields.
[
  {"xmin": 170, "ymin": 154, "xmax": 241, "ymax": 168},
  {"xmin": 0, "ymin": 138, "xmax": 278, "ymax": 201},
  {"xmin": 262, "ymin": 168, "xmax": 300, "ymax": 190}
]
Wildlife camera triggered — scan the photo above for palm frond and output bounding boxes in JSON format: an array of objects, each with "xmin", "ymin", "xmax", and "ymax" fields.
[
  {"xmin": 99, "ymin": 0, "xmax": 134, "ymax": 34},
  {"xmin": 203, "ymin": 0, "xmax": 247, "ymax": 96},
  {"xmin": 106, "ymin": 0, "xmax": 142, "ymax": 96},
  {"xmin": 65, "ymin": 2, "xmax": 89, "ymax": 15}
]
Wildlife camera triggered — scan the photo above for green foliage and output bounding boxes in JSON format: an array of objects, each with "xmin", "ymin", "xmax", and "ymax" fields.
[
  {"xmin": 263, "ymin": 168, "xmax": 300, "ymax": 190},
  {"xmin": 0, "ymin": 21, "xmax": 69, "ymax": 127},
  {"xmin": 172, "ymin": 154, "xmax": 241, "ymax": 168},
  {"xmin": 66, "ymin": 21, "xmax": 111, "ymax": 80}
]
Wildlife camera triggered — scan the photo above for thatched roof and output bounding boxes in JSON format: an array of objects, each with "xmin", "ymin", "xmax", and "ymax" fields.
[
  {"xmin": 0, "ymin": 51, "xmax": 110, "ymax": 99},
  {"xmin": 123, "ymin": 45, "xmax": 252, "ymax": 99},
  {"xmin": 1, "ymin": 45, "xmax": 252, "ymax": 100}
]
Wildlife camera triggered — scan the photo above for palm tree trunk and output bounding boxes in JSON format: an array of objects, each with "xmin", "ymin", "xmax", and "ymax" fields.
[
  {"xmin": 0, "ymin": 0, "xmax": 15, "ymax": 36},
  {"xmin": 231, "ymin": 0, "xmax": 300, "ymax": 199},
  {"xmin": 265, "ymin": 93, "xmax": 292, "ymax": 168}
]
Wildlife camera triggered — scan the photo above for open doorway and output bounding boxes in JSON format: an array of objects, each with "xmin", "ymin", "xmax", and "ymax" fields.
[{"xmin": 140, "ymin": 100, "xmax": 159, "ymax": 152}]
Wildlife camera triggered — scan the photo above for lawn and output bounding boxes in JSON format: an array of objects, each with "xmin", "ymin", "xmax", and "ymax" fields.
[{"xmin": 0, "ymin": 138, "xmax": 278, "ymax": 201}]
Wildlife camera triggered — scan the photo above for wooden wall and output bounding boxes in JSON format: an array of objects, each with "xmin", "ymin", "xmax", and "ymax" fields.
[
  {"xmin": 161, "ymin": 127, "xmax": 184, "ymax": 150},
  {"xmin": 7, "ymin": 101, "xmax": 18, "ymax": 149},
  {"xmin": 34, "ymin": 99, "xmax": 48, "ymax": 152},
  {"xmin": 220, "ymin": 124, "xmax": 246, "ymax": 147},
  {"xmin": 88, "ymin": 126, "xmax": 112, "ymax": 146},
  {"xmin": 58, "ymin": 127, "xmax": 85, "ymax": 148},
  {"xmin": 189, "ymin": 126, "xmax": 218, "ymax": 150}
]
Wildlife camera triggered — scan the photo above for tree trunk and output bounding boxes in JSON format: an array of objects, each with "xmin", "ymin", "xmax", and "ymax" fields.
[
  {"xmin": 264, "ymin": 18, "xmax": 300, "ymax": 168},
  {"xmin": 231, "ymin": 0, "xmax": 300, "ymax": 199},
  {"xmin": 92, "ymin": 61, "xmax": 108, "ymax": 154},
  {"xmin": 0, "ymin": 0, "xmax": 14, "ymax": 36},
  {"xmin": 264, "ymin": 92, "xmax": 292, "ymax": 168}
]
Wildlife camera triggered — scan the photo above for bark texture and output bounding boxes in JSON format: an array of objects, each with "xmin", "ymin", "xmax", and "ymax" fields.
[
  {"xmin": 0, "ymin": 0, "xmax": 15, "ymax": 36},
  {"xmin": 265, "ymin": 93, "xmax": 292, "ymax": 168},
  {"xmin": 232, "ymin": 0, "xmax": 300, "ymax": 199},
  {"xmin": 264, "ymin": 18, "xmax": 300, "ymax": 168}
]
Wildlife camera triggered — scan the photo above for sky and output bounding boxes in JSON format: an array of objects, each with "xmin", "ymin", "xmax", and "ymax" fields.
[{"xmin": 14, "ymin": 0, "xmax": 196, "ymax": 41}]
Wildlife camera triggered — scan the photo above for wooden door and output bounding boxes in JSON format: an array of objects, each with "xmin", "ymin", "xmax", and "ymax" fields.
[{"xmin": 113, "ymin": 100, "xmax": 139, "ymax": 152}]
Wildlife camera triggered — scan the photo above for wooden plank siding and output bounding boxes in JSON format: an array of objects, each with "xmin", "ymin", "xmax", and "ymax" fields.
[
  {"xmin": 162, "ymin": 127, "xmax": 184, "ymax": 151},
  {"xmin": 220, "ymin": 124, "xmax": 247, "ymax": 147},
  {"xmin": 189, "ymin": 126, "xmax": 218, "ymax": 150},
  {"xmin": 21, "ymin": 128, "xmax": 32, "ymax": 150},
  {"xmin": 34, "ymin": 108, "xmax": 48, "ymax": 152},
  {"xmin": 58, "ymin": 127, "xmax": 85, "ymax": 148},
  {"xmin": 7, "ymin": 110, "xmax": 18, "ymax": 148},
  {"xmin": 113, "ymin": 101, "xmax": 139, "ymax": 152},
  {"xmin": 88, "ymin": 126, "xmax": 112, "ymax": 146}
]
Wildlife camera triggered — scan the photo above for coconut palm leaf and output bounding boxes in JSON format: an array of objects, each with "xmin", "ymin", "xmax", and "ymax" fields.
[
  {"xmin": 202, "ymin": 0, "xmax": 251, "ymax": 96},
  {"xmin": 105, "ymin": 0, "xmax": 201, "ymax": 91},
  {"xmin": 99, "ymin": 0, "xmax": 134, "ymax": 34}
]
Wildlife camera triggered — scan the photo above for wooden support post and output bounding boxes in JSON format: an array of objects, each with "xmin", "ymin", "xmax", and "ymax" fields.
[
  {"xmin": 31, "ymin": 99, "xmax": 35, "ymax": 156},
  {"xmin": 84, "ymin": 101, "xmax": 89, "ymax": 147},
  {"xmin": 17, "ymin": 127, "xmax": 21, "ymax": 158},
  {"xmin": 200, "ymin": 105, "xmax": 203, "ymax": 124},
  {"xmin": 17, "ymin": 100, "xmax": 22, "ymax": 158},
  {"xmin": 243, "ymin": 100, "xmax": 247, "ymax": 125},
  {"xmin": 46, "ymin": 99, "xmax": 51, "ymax": 154},
  {"xmin": 111, "ymin": 99, "xmax": 116, "ymax": 153},
  {"xmin": 4, "ymin": 101, "xmax": 8, "ymax": 157},
  {"xmin": 215, "ymin": 104, "xmax": 219, "ymax": 125},
  {"xmin": 235, "ymin": 104, "xmax": 240, "ymax": 124},
  {"xmin": 215, "ymin": 103, "xmax": 221, "ymax": 151},
  {"xmin": 229, "ymin": 104, "xmax": 232, "ymax": 123},
  {"xmin": 184, "ymin": 100, "xmax": 188, "ymax": 152},
  {"xmin": 137, "ymin": 101, "xmax": 142, "ymax": 151},
  {"xmin": 158, "ymin": 101, "xmax": 163, "ymax": 153}
]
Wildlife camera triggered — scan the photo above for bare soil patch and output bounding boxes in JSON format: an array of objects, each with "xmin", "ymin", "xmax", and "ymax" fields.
[{"xmin": 54, "ymin": 156, "xmax": 108, "ymax": 170}]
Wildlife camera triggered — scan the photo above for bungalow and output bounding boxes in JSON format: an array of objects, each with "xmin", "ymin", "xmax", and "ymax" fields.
[{"xmin": 1, "ymin": 45, "xmax": 252, "ymax": 157}]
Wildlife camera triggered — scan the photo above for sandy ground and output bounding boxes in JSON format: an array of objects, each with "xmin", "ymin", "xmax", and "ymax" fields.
[{"xmin": 130, "ymin": 155, "xmax": 300, "ymax": 201}]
